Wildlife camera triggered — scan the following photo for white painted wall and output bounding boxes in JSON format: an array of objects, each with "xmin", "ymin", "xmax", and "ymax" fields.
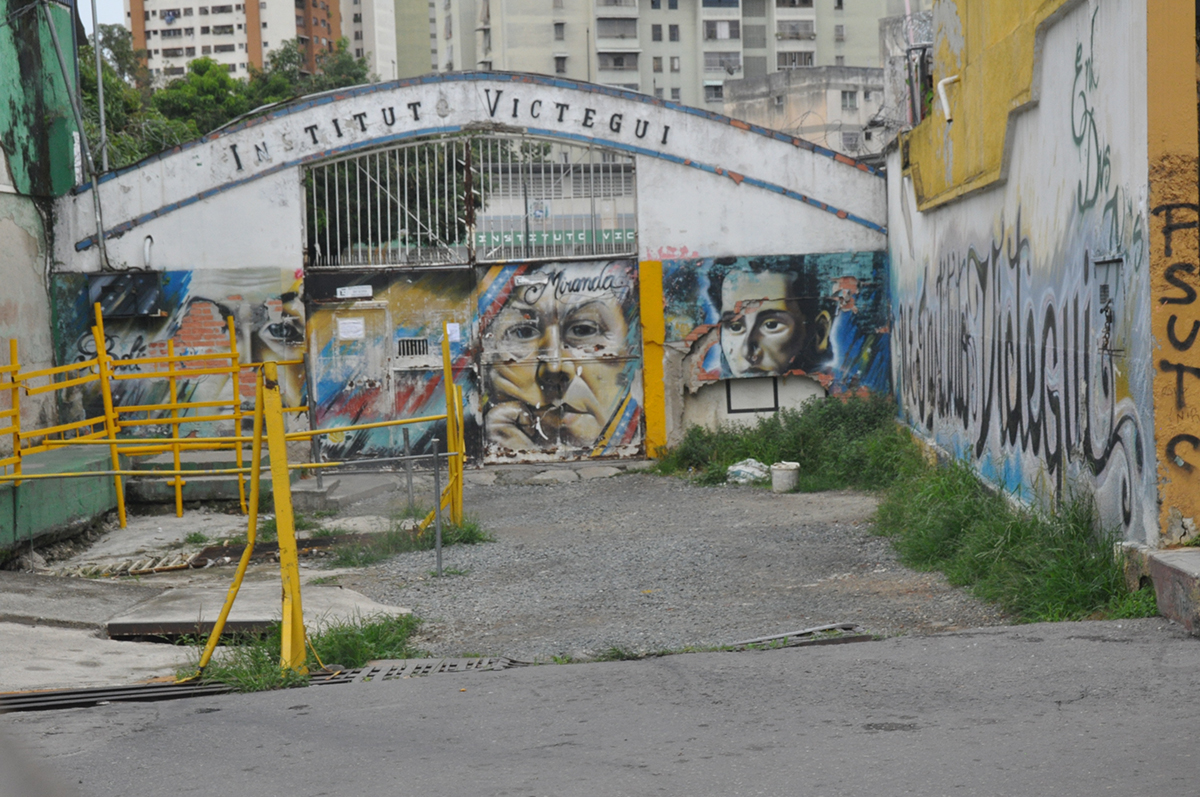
[{"xmin": 887, "ymin": 0, "xmax": 1154, "ymax": 542}]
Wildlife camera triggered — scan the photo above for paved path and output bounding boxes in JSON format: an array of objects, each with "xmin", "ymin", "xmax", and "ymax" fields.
[{"xmin": 4, "ymin": 618, "xmax": 1196, "ymax": 797}]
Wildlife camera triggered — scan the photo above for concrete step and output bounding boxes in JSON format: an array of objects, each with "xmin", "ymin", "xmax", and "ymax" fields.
[
  {"xmin": 129, "ymin": 448, "xmax": 268, "ymax": 472},
  {"xmin": 1, "ymin": 446, "xmax": 119, "ymax": 555}
]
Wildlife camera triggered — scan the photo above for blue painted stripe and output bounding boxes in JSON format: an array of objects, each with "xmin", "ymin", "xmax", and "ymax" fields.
[
  {"xmin": 73, "ymin": 71, "xmax": 880, "ymax": 195},
  {"xmin": 75, "ymin": 123, "xmax": 885, "ymax": 251}
]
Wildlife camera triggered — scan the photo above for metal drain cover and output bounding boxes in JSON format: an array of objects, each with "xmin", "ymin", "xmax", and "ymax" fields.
[{"xmin": 311, "ymin": 657, "xmax": 527, "ymax": 686}]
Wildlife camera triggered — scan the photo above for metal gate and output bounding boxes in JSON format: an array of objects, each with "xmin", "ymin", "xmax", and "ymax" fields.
[
  {"xmin": 302, "ymin": 134, "xmax": 643, "ymax": 464},
  {"xmin": 304, "ymin": 134, "xmax": 638, "ymax": 268}
]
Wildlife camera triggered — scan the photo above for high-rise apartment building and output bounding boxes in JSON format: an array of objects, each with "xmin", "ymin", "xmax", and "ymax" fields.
[
  {"xmin": 126, "ymin": 0, "xmax": 342, "ymax": 79},
  {"xmin": 427, "ymin": 0, "xmax": 920, "ymax": 107},
  {"xmin": 341, "ymin": 0, "xmax": 398, "ymax": 77}
]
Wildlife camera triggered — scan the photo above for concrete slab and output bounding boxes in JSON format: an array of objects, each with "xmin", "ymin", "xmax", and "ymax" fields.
[
  {"xmin": 105, "ymin": 579, "xmax": 410, "ymax": 637},
  {"xmin": 1147, "ymin": 548, "xmax": 1200, "ymax": 634},
  {"xmin": 0, "ymin": 623, "xmax": 190, "ymax": 691},
  {"xmin": 0, "ymin": 571, "xmax": 166, "ymax": 630},
  {"xmin": 5, "ymin": 446, "xmax": 116, "ymax": 550},
  {"xmin": 317, "ymin": 515, "xmax": 392, "ymax": 535},
  {"xmin": 528, "ymin": 469, "xmax": 580, "ymax": 484},
  {"xmin": 577, "ymin": 465, "xmax": 623, "ymax": 480},
  {"xmin": 464, "ymin": 470, "xmax": 497, "ymax": 486}
]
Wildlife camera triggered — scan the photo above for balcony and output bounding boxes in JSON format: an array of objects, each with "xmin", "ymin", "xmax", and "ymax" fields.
[{"xmin": 595, "ymin": 0, "xmax": 638, "ymax": 18}]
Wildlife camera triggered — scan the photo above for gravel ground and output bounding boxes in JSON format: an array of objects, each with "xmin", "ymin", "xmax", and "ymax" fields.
[{"xmin": 337, "ymin": 472, "xmax": 1008, "ymax": 662}]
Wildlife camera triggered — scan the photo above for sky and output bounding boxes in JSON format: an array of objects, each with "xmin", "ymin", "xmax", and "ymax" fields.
[{"xmin": 80, "ymin": 0, "xmax": 126, "ymax": 35}]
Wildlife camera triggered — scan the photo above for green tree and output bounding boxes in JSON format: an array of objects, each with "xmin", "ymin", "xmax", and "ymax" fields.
[
  {"xmin": 94, "ymin": 23, "xmax": 151, "ymax": 93},
  {"xmin": 308, "ymin": 38, "xmax": 373, "ymax": 93},
  {"xmin": 151, "ymin": 57, "xmax": 251, "ymax": 134}
]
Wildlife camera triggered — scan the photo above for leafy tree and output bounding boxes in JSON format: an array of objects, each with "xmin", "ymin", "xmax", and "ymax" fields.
[
  {"xmin": 307, "ymin": 38, "xmax": 373, "ymax": 93},
  {"xmin": 151, "ymin": 57, "xmax": 251, "ymax": 134},
  {"xmin": 94, "ymin": 23, "xmax": 151, "ymax": 93}
]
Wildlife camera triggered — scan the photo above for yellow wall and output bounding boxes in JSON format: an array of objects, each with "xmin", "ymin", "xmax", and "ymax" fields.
[
  {"xmin": 902, "ymin": 0, "xmax": 1072, "ymax": 210},
  {"xmin": 1147, "ymin": 0, "xmax": 1200, "ymax": 539},
  {"xmin": 638, "ymin": 260, "xmax": 667, "ymax": 458}
]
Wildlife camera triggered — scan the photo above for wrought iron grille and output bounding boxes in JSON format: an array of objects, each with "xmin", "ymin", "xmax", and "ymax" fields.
[{"xmin": 304, "ymin": 134, "xmax": 637, "ymax": 268}]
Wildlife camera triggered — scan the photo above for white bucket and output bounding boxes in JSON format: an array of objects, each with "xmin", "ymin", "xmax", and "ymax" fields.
[{"xmin": 770, "ymin": 461, "xmax": 800, "ymax": 493}]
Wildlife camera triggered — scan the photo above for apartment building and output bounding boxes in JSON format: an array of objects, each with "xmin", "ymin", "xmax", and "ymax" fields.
[
  {"xmin": 426, "ymin": 0, "xmax": 922, "ymax": 107},
  {"xmin": 340, "ymin": 0, "xmax": 398, "ymax": 77},
  {"xmin": 126, "ymin": 0, "xmax": 342, "ymax": 79}
]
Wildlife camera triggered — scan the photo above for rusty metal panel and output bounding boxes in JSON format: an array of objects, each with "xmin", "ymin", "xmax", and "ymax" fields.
[{"xmin": 478, "ymin": 260, "xmax": 643, "ymax": 462}]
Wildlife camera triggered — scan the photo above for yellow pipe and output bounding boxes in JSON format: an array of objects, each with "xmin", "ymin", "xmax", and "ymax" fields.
[
  {"xmin": 284, "ymin": 413, "xmax": 449, "ymax": 441},
  {"xmin": 227, "ymin": 316, "xmax": 248, "ymax": 515},
  {"xmin": 121, "ymin": 351, "xmax": 237, "ymax": 367},
  {"xmin": 263, "ymin": 361, "xmax": 307, "ymax": 674},
  {"xmin": 7, "ymin": 340, "xmax": 18, "ymax": 487},
  {"xmin": 167, "ymin": 340, "xmax": 184, "ymax": 518},
  {"xmin": 111, "ymin": 365, "xmax": 243, "ymax": 381},
  {"xmin": 117, "ymin": 399, "xmax": 235, "ymax": 414},
  {"xmin": 0, "ymin": 466, "xmax": 254, "ymax": 482},
  {"xmin": 194, "ymin": 370, "xmax": 266, "ymax": 676},
  {"xmin": 16, "ymin": 359, "xmax": 99, "ymax": 380},
  {"xmin": 119, "ymin": 414, "xmax": 237, "ymax": 427},
  {"xmin": 22, "ymin": 373, "xmax": 100, "ymax": 395},
  {"xmin": 92, "ymin": 307, "xmax": 126, "ymax": 529}
]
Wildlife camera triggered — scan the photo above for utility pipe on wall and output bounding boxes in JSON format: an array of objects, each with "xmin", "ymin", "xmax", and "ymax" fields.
[{"xmin": 938, "ymin": 75, "xmax": 960, "ymax": 123}]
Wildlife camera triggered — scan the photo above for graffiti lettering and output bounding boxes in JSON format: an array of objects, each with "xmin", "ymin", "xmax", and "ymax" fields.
[
  {"xmin": 1071, "ymin": 8, "xmax": 1110, "ymax": 212},
  {"xmin": 1161, "ymin": 263, "xmax": 1197, "ymax": 305},
  {"xmin": 893, "ymin": 211, "xmax": 1144, "ymax": 526},
  {"xmin": 1167, "ymin": 434, "xmax": 1200, "ymax": 471},
  {"xmin": 1150, "ymin": 203, "xmax": 1199, "ymax": 257},
  {"xmin": 1168, "ymin": 316, "xmax": 1200, "ymax": 350},
  {"xmin": 1160, "ymin": 360, "xmax": 1200, "ymax": 408}
]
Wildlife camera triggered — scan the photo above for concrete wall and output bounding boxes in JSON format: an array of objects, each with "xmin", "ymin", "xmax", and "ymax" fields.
[{"xmin": 889, "ymin": 0, "xmax": 1157, "ymax": 542}]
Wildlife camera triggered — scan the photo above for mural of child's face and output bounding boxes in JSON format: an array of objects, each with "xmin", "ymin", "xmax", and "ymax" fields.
[
  {"xmin": 719, "ymin": 271, "xmax": 806, "ymax": 377},
  {"xmin": 488, "ymin": 263, "xmax": 632, "ymax": 447}
]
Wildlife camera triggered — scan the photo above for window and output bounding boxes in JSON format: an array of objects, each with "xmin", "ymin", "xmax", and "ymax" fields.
[
  {"xmin": 834, "ymin": 55, "xmax": 844, "ymax": 65},
  {"xmin": 236, "ymin": 22, "xmax": 242, "ymax": 29},
  {"xmin": 652, "ymin": 55, "xmax": 662, "ymax": 72},
  {"xmin": 184, "ymin": 26, "xmax": 194, "ymax": 33},
  {"xmin": 482, "ymin": 28, "xmax": 491, "ymax": 51},
  {"xmin": 775, "ymin": 0, "xmax": 811, "ymax": 5},
  {"xmin": 201, "ymin": 44, "xmax": 212, "ymax": 52},
  {"xmin": 841, "ymin": 89, "xmax": 857, "ymax": 110},
  {"xmin": 598, "ymin": 52, "xmax": 638, "ymax": 70},
  {"xmin": 261, "ymin": 20, "xmax": 266, "ymax": 27},
  {"xmin": 161, "ymin": 7, "xmax": 182, "ymax": 19},
  {"xmin": 352, "ymin": 12, "xmax": 361, "ymax": 20},
  {"xmin": 841, "ymin": 131, "xmax": 860, "ymax": 151},
  {"xmin": 214, "ymin": 42, "xmax": 236, "ymax": 51},
  {"xmin": 555, "ymin": 55, "xmax": 567, "ymax": 73},
  {"xmin": 651, "ymin": 0, "xmax": 660, "ymax": 6},
  {"xmin": 777, "ymin": 50, "xmax": 813, "ymax": 68},
  {"xmin": 668, "ymin": 23, "xmax": 679, "ymax": 40},
  {"xmin": 668, "ymin": 0, "xmax": 676, "ymax": 8},
  {"xmin": 743, "ymin": 23, "xmax": 766, "ymax": 47},
  {"xmin": 165, "ymin": 65, "xmax": 185, "ymax": 75},
  {"xmin": 703, "ymin": 20, "xmax": 739, "ymax": 39},
  {"xmin": 776, "ymin": 19, "xmax": 813, "ymax": 39},
  {"xmin": 654, "ymin": 87, "xmax": 663, "ymax": 98},
  {"xmin": 834, "ymin": 24, "xmax": 844, "ymax": 40},
  {"xmin": 262, "ymin": 40, "xmax": 267, "ymax": 46},
  {"xmin": 670, "ymin": 87, "xmax": 680, "ymax": 99},
  {"xmin": 185, "ymin": 45, "xmax": 195, "ymax": 54},
  {"xmin": 163, "ymin": 47, "xmax": 185, "ymax": 56},
  {"xmin": 703, "ymin": 51, "xmax": 741, "ymax": 71},
  {"xmin": 294, "ymin": 16, "xmax": 302, "ymax": 26},
  {"xmin": 210, "ymin": 4, "xmax": 232, "ymax": 11},
  {"xmin": 651, "ymin": 23, "xmax": 662, "ymax": 41},
  {"xmin": 554, "ymin": 21, "xmax": 564, "ymax": 39},
  {"xmin": 353, "ymin": 30, "xmax": 361, "ymax": 38},
  {"xmin": 161, "ymin": 27, "xmax": 183, "ymax": 36},
  {"xmin": 669, "ymin": 55, "xmax": 680, "ymax": 71},
  {"xmin": 834, "ymin": 0, "xmax": 843, "ymax": 7},
  {"xmin": 201, "ymin": 25, "xmax": 212, "ymax": 32},
  {"xmin": 212, "ymin": 24, "xmax": 234, "ymax": 33},
  {"xmin": 704, "ymin": 84, "xmax": 723, "ymax": 101},
  {"xmin": 355, "ymin": 47, "xmax": 363, "ymax": 56},
  {"xmin": 597, "ymin": 18, "xmax": 636, "ymax": 37},
  {"xmin": 773, "ymin": 94, "xmax": 783, "ymax": 107},
  {"xmin": 701, "ymin": 0, "xmax": 738, "ymax": 5},
  {"xmin": 864, "ymin": 130, "xmax": 872, "ymax": 141}
]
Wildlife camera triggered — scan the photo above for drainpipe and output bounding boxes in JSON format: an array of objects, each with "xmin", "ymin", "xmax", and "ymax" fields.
[
  {"xmin": 903, "ymin": 0, "xmax": 913, "ymax": 126},
  {"xmin": 937, "ymin": 74, "xmax": 960, "ymax": 124},
  {"xmin": 40, "ymin": 0, "xmax": 111, "ymax": 269}
]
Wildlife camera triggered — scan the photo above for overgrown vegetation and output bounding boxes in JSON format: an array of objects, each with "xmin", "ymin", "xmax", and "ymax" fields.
[
  {"xmin": 654, "ymin": 393, "xmax": 923, "ymax": 491},
  {"xmin": 185, "ymin": 613, "xmax": 422, "ymax": 692},
  {"xmin": 654, "ymin": 394, "xmax": 1157, "ymax": 623}
]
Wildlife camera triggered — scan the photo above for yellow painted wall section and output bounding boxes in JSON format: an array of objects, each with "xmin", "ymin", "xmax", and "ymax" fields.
[
  {"xmin": 1147, "ymin": 0, "xmax": 1200, "ymax": 540},
  {"xmin": 638, "ymin": 260, "xmax": 667, "ymax": 458},
  {"xmin": 902, "ymin": 0, "xmax": 1072, "ymax": 210}
]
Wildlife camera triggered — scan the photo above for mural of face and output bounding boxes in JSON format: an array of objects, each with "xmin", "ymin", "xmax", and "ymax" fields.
[
  {"xmin": 486, "ymin": 262, "xmax": 634, "ymax": 450},
  {"xmin": 719, "ymin": 270, "xmax": 810, "ymax": 376}
]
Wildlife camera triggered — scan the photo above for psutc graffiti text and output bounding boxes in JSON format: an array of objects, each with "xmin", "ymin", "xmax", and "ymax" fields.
[
  {"xmin": 893, "ymin": 213, "xmax": 1143, "ymax": 525},
  {"xmin": 1154, "ymin": 201, "xmax": 1200, "ymax": 471}
]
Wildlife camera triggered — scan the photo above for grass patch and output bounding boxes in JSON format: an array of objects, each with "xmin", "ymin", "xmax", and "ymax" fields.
[
  {"xmin": 592, "ymin": 646, "xmax": 642, "ymax": 661},
  {"xmin": 184, "ymin": 531, "xmax": 208, "ymax": 545},
  {"xmin": 325, "ymin": 516, "xmax": 492, "ymax": 568},
  {"xmin": 654, "ymin": 393, "xmax": 923, "ymax": 491},
  {"xmin": 185, "ymin": 613, "xmax": 423, "ymax": 692},
  {"xmin": 874, "ymin": 461, "xmax": 1156, "ymax": 623}
]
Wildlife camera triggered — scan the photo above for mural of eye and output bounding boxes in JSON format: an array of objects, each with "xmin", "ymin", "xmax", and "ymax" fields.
[
  {"xmin": 505, "ymin": 322, "xmax": 540, "ymax": 342},
  {"xmin": 566, "ymin": 319, "xmax": 603, "ymax": 342},
  {"xmin": 724, "ymin": 317, "xmax": 746, "ymax": 334}
]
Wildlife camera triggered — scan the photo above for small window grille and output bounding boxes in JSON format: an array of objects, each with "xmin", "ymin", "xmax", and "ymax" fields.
[{"xmin": 398, "ymin": 338, "xmax": 431, "ymax": 358}]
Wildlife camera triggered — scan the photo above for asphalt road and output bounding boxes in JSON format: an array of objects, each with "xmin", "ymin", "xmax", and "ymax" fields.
[{"xmin": 5, "ymin": 617, "xmax": 1198, "ymax": 797}]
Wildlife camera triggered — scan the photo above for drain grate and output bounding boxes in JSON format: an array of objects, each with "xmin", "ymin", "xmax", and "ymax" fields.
[{"xmin": 311, "ymin": 657, "xmax": 527, "ymax": 686}]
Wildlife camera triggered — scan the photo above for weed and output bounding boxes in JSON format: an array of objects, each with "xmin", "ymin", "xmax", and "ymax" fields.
[
  {"xmin": 874, "ymin": 461, "xmax": 1157, "ymax": 623},
  {"xmin": 551, "ymin": 654, "xmax": 577, "ymax": 665},
  {"xmin": 308, "ymin": 527, "xmax": 340, "ymax": 539},
  {"xmin": 655, "ymin": 393, "xmax": 923, "ymax": 492},
  {"xmin": 185, "ymin": 613, "xmax": 423, "ymax": 691},
  {"xmin": 429, "ymin": 567, "xmax": 469, "ymax": 577},
  {"xmin": 325, "ymin": 517, "xmax": 492, "ymax": 569},
  {"xmin": 593, "ymin": 646, "xmax": 641, "ymax": 662},
  {"xmin": 184, "ymin": 531, "xmax": 208, "ymax": 545},
  {"xmin": 307, "ymin": 575, "xmax": 340, "ymax": 585}
]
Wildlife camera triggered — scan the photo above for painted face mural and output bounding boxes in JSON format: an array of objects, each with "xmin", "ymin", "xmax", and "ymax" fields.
[
  {"xmin": 663, "ymin": 253, "xmax": 891, "ymax": 394},
  {"xmin": 479, "ymin": 260, "xmax": 643, "ymax": 459}
]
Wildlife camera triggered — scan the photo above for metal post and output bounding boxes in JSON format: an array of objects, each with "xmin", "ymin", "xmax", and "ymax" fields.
[
  {"xmin": 262, "ymin": 361, "xmax": 307, "ymax": 674},
  {"xmin": 89, "ymin": 0, "xmax": 108, "ymax": 172},
  {"xmin": 402, "ymin": 426, "xmax": 414, "ymax": 511},
  {"xmin": 432, "ymin": 437, "xmax": 442, "ymax": 578}
]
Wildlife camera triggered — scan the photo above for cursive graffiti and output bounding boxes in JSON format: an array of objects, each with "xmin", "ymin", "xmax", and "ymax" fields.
[
  {"xmin": 893, "ymin": 211, "xmax": 1144, "ymax": 526},
  {"xmin": 1071, "ymin": 7, "xmax": 1111, "ymax": 213}
]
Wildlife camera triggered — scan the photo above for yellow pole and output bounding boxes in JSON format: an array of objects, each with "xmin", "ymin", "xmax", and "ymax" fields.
[
  {"xmin": 441, "ymin": 323, "xmax": 461, "ymax": 525},
  {"xmin": 166, "ymin": 340, "xmax": 185, "ymax": 518},
  {"xmin": 91, "ymin": 305, "xmax": 126, "ymax": 528},
  {"xmin": 10, "ymin": 340, "xmax": 21, "ymax": 487},
  {"xmin": 263, "ymin": 361, "xmax": 306, "ymax": 674},
  {"xmin": 452, "ymin": 383, "xmax": 464, "ymax": 525},
  {"xmin": 193, "ymin": 370, "xmax": 266, "ymax": 676},
  {"xmin": 227, "ymin": 316, "xmax": 248, "ymax": 515}
]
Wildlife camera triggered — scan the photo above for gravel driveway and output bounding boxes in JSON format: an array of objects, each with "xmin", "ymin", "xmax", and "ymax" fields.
[{"xmin": 340, "ymin": 472, "xmax": 1007, "ymax": 662}]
